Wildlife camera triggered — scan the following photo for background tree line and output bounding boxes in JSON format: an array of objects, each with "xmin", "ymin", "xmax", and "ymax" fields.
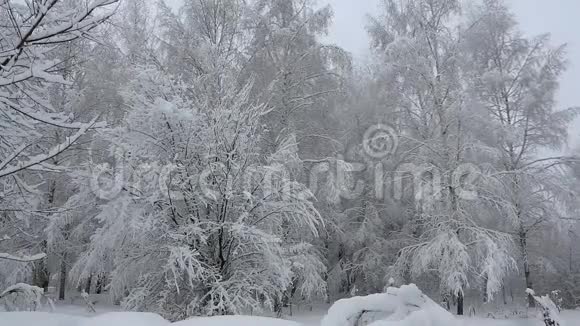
[{"xmin": 1, "ymin": 0, "xmax": 580, "ymax": 320}]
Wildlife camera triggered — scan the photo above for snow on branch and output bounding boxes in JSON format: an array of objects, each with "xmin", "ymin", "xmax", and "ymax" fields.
[
  {"xmin": 0, "ymin": 116, "xmax": 101, "ymax": 178},
  {"xmin": 0, "ymin": 283, "xmax": 43, "ymax": 299},
  {"xmin": 0, "ymin": 96, "xmax": 104, "ymax": 129},
  {"xmin": 527, "ymin": 289, "xmax": 562, "ymax": 326},
  {"xmin": 1, "ymin": 0, "xmax": 119, "ymax": 70},
  {"xmin": 0, "ymin": 283, "xmax": 48, "ymax": 312},
  {"xmin": 0, "ymin": 252, "xmax": 46, "ymax": 262},
  {"xmin": 0, "ymin": 1, "xmax": 117, "ymax": 180}
]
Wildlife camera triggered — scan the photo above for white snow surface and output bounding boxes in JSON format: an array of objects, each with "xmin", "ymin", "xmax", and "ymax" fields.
[
  {"xmin": 1, "ymin": 312, "xmax": 83, "ymax": 326},
  {"xmin": 2, "ymin": 297, "xmax": 580, "ymax": 326},
  {"xmin": 0, "ymin": 312, "xmax": 299, "ymax": 326},
  {"xmin": 79, "ymin": 312, "xmax": 170, "ymax": 326},
  {"xmin": 321, "ymin": 284, "xmax": 459, "ymax": 326},
  {"xmin": 173, "ymin": 315, "xmax": 302, "ymax": 326},
  {"xmin": 2, "ymin": 310, "xmax": 580, "ymax": 326}
]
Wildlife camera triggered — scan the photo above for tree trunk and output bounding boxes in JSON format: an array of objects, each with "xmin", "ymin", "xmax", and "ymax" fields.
[
  {"xmin": 59, "ymin": 253, "xmax": 67, "ymax": 300},
  {"xmin": 502, "ymin": 285, "xmax": 508, "ymax": 305},
  {"xmin": 32, "ymin": 255, "xmax": 49, "ymax": 291},
  {"xmin": 483, "ymin": 274, "xmax": 489, "ymax": 303},
  {"xmin": 274, "ymin": 296, "xmax": 283, "ymax": 318},
  {"xmin": 524, "ymin": 265, "xmax": 535, "ymax": 308},
  {"xmin": 442, "ymin": 291, "xmax": 451, "ymax": 311},
  {"xmin": 85, "ymin": 274, "xmax": 92, "ymax": 294},
  {"xmin": 457, "ymin": 291, "xmax": 464, "ymax": 315},
  {"xmin": 520, "ymin": 230, "xmax": 535, "ymax": 307},
  {"xmin": 96, "ymin": 274, "xmax": 105, "ymax": 294},
  {"xmin": 510, "ymin": 287, "xmax": 514, "ymax": 303}
]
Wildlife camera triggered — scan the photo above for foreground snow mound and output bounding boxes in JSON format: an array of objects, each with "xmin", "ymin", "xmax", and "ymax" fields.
[
  {"xmin": 172, "ymin": 315, "xmax": 302, "ymax": 326},
  {"xmin": 80, "ymin": 312, "xmax": 169, "ymax": 326},
  {"xmin": 1, "ymin": 312, "xmax": 83, "ymax": 326},
  {"xmin": 321, "ymin": 284, "xmax": 459, "ymax": 326}
]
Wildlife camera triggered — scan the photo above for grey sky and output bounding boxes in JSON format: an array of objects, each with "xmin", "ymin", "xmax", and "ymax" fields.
[
  {"xmin": 322, "ymin": 0, "xmax": 580, "ymax": 146},
  {"xmin": 164, "ymin": 0, "xmax": 579, "ymax": 145}
]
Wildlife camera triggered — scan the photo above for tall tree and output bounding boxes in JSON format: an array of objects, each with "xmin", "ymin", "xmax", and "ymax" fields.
[
  {"xmin": 0, "ymin": 0, "xmax": 118, "ymax": 272},
  {"xmin": 72, "ymin": 65, "xmax": 325, "ymax": 320},
  {"xmin": 369, "ymin": 0, "xmax": 517, "ymax": 314},
  {"xmin": 464, "ymin": 0, "xmax": 579, "ymax": 307}
]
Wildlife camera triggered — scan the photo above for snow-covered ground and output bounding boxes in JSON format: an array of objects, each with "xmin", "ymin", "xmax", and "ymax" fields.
[
  {"xmin": 289, "ymin": 307, "xmax": 580, "ymax": 326},
  {"xmin": 2, "ymin": 285, "xmax": 580, "ymax": 326},
  {"xmin": 2, "ymin": 308, "xmax": 580, "ymax": 326}
]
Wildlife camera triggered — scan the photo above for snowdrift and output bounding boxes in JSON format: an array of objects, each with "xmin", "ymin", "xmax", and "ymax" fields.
[
  {"xmin": 1, "ymin": 285, "xmax": 459, "ymax": 326},
  {"xmin": 320, "ymin": 284, "xmax": 460, "ymax": 326},
  {"xmin": 0, "ymin": 312, "xmax": 84, "ymax": 326},
  {"xmin": 79, "ymin": 312, "xmax": 170, "ymax": 326},
  {"xmin": 0, "ymin": 312, "xmax": 300, "ymax": 326},
  {"xmin": 173, "ymin": 315, "xmax": 302, "ymax": 326}
]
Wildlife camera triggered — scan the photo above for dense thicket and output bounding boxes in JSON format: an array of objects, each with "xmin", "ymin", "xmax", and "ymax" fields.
[{"xmin": 1, "ymin": 0, "xmax": 579, "ymax": 320}]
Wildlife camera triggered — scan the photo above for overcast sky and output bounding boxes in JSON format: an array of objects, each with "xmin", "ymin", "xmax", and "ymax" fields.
[
  {"xmin": 164, "ymin": 0, "xmax": 579, "ymax": 146},
  {"xmin": 322, "ymin": 0, "xmax": 580, "ymax": 146}
]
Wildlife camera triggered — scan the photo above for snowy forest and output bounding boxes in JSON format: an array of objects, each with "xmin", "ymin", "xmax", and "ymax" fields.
[{"xmin": 1, "ymin": 0, "xmax": 580, "ymax": 325}]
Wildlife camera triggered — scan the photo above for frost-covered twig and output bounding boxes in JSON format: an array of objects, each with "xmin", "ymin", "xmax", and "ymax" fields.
[
  {"xmin": 0, "ymin": 117, "xmax": 101, "ymax": 178},
  {"xmin": 0, "ymin": 252, "xmax": 46, "ymax": 262}
]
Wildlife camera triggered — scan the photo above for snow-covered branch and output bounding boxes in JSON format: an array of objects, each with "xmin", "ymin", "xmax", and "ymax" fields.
[
  {"xmin": 0, "ymin": 253, "xmax": 46, "ymax": 262},
  {"xmin": 0, "ymin": 117, "xmax": 102, "ymax": 178}
]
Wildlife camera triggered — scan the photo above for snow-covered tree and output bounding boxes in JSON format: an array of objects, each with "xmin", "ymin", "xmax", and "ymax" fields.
[
  {"xmin": 0, "ymin": 0, "xmax": 118, "ymax": 298},
  {"xmin": 244, "ymin": 0, "xmax": 350, "ymax": 149},
  {"xmin": 464, "ymin": 0, "xmax": 579, "ymax": 307},
  {"xmin": 1, "ymin": 0, "xmax": 578, "ymax": 318},
  {"xmin": 368, "ymin": 0, "xmax": 519, "ymax": 314},
  {"xmin": 0, "ymin": 0, "xmax": 118, "ymax": 181},
  {"xmin": 71, "ymin": 61, "xmax": 325, "ymax": 319}
]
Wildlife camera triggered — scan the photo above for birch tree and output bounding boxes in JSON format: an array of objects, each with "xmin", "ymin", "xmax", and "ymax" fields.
[
  {"xmin": 369, "ymin": 0, "xmax": 517, "ymax": 314},
  {"xmin": 464, "ymin": 0, "xmax": 579, "ymax": 307}
]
